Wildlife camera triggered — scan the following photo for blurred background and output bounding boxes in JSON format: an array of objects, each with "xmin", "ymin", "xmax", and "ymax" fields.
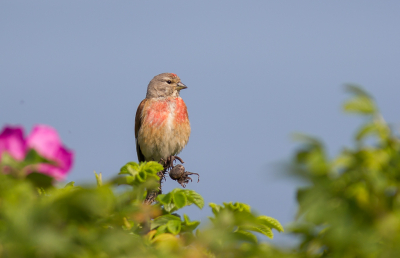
[{"xmin": 1, "ymin": 1, "xmax": 399, "ymax": 245}]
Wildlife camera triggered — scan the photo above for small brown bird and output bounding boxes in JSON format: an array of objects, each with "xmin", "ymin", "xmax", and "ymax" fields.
[{"xmin": 135, "ymin": 73, "xmax": 190, "ymax": 167}]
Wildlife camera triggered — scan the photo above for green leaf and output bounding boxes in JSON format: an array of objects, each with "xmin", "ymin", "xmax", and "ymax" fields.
[
  {"xmin": 155, "ymin": 224, "xmax": 168, "ymax": 235},
  {"xmin": 356, "ymin": 120, "xmax": 390, "ymax": 143},
  {"xmin": 345, "ymin": 84, "xmax": 372, "ymax": 98},
  {"xmin": 160, "ymin": 189, "xmax": 204, "ymax": 213},
  {"xmin": 181, "ymin": 214, "xmax": 200, "ymax": 232},
  {"xmin": 151, "ymin": 214, "xmax": 180, "ymax": 230},
  {"xmin": 119, "ymin": 162, "xmax": 139, "ymax": 175},
  {"xmin": 185, "ymin": 190, "xmax": 204, "ymax": 209},
  {"xmin": 292, "ymin": 133, "xmax": 323, "ymax": 147},
  {"xmin": 356, "ymin": 123, "xmax": 377, "ymax": 141},
  {"xmin": 157, "ymin": 193, "xmax": 172, "ymax": 205},
  {"xmin": 167, "ymin": 220, "xmax": 181, "ymax": 235},
  {"xmin": 173, "ymin": 191, "xmax": 187, "ymax": 209},
  {"xmin": 163, "ymin": 202, "xmax": 176, "ymax": 213},
  {"xmin": 249, "ymin": 225, "xmax": 274, "ymax": 239},
  {"xmin": 141, "ymin": 161, "xmax": 163, "ymax": 175},
  {"xmin": 343, "ymin": 96, "xmax": 376, "ymax": 115},
  {"xmin": 136, "ymin": 170, "xmax": 147, "ymax": 183},
  {"xmin": 209, "ymin": 203, "xmax": 221, "ymax": 215},
  {"xmin": 64, "ymin": 181, "xmax": 75, "ymax": 188},
  {"xmin": 343, "ymin": 85, "xmax": 376, "ymax": 115},
  {"xmin": 93, "ymin": 171, "xmax": 102, "ymax": 186},
  {"xmin": 119, "ymin": 165, "xmax": 129, "ymax": 175},
  {"xmin": 258, "ymin": 216, "xmax": 284, "ymax": 232},
  {"xmin": 24, "ymin": 149, "xmax": 54, "ymax": 165},
  {"xmin": 234, "ymin": 230, "xmax": 258, "ymax": 243},
  {"xmin": 125, "ymin": 176, "xmax": 135, "ymax": 184},
  {"xmin": 224, "ymin": 202, "xmax": 251, "ymax": 213}
]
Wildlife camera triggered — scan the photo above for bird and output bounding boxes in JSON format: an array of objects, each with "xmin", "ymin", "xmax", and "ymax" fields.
[{"xmin": 135, "ymin": 73, "xmax": 190, "ymax": 168}]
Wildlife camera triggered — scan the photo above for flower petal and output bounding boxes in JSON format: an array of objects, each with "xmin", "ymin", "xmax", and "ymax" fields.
[
  {"xmin": 37, "ymin": 147, "xmax": 73, "ymax": 181},
  {"xmin": 0, "ymin": 126, "xmax": 26, "ymax": 161},
  {"xmin": 27, "ymin": 125, "xmax": 73, "ymax": 180}
]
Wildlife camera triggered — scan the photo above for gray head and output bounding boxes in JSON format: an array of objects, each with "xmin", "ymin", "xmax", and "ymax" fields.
[{"xmin": 146, "ymin": 73, "xmax": 187, "ymax": 99}]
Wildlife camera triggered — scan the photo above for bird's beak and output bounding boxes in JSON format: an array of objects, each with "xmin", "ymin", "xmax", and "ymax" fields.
[{"xmin": 176, "ymin": 82, "xmax": 187, "ymax": 91}]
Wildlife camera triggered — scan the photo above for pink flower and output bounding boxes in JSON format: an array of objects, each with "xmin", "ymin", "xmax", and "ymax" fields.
[
  {"xmin": 0, "ymin": 125, "xmax": 73, "ymax": 180},
  {"xmin": 0, "ymin": 126, "xmax": 26, "ymax": 161},
  {"xmin": 26, "ymin": 125, "xmax": 73, "ymax": 181}
]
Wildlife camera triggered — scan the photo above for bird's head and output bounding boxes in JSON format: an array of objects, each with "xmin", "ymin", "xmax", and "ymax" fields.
[{"xmin": 146, "ymin": 73, "xmax": 187, "ymax": 99}]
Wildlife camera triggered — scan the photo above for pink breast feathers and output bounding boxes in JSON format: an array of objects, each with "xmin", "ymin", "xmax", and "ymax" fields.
[
  {"xmin": 146, "ymin": 101, "xmax": 169, "ymax": 127},
  {"xmin": 174, "ymin": 98, "xmax": 189, "ymax": 124}
]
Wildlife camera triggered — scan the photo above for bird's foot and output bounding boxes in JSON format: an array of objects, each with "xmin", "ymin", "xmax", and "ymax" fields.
[
  {"xmin": 169, "ymin": 164, "xmax": 200, "ymax": 188},
  {"xmin": 161, "ymin": 155, "xmax": 184, "ymax": 170}
]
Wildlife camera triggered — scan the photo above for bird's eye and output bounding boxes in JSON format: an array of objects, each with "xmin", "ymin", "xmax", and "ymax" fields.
[{"xmin": 167, "ymin": 80, "xmax": 172, "ymax": 84}]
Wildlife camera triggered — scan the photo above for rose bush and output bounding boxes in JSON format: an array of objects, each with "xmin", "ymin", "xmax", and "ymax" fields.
[{"xmin": 0, "ymin": 125, "xmax": 73, "ymax": 180}]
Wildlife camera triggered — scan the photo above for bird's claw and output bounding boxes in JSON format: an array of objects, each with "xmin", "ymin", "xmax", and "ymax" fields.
[{"xmin": 161, "ymin": 155, "xmax": 184, "ymax": 170}]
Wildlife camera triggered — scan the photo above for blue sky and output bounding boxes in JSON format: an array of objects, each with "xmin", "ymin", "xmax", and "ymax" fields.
[{"xmin": 1, "ymin": 1, "xmax": 399, "ymax": 244}]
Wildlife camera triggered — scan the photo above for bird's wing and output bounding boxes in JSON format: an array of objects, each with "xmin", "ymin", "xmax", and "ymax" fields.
[{"xmin": 135, "ymin": 99, "xmax": 147, "ymax": 162}]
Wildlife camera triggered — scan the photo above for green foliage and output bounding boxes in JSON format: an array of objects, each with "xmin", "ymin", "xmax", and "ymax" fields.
[
  {"xmin": 0, "ymin": 159, "xmax": 282, "ymax": 257},
  {"xmin": 157, "ymin": 188, "xmax": 204, "ymax": 212},
  {"xmin": 290, "ymin": 85, "xmax": 400, "ymax": 257},
  {"xmin": 2, "ymin": 85, "xmax": 398, "ymax": 257},
  {"xmin": 119, "ymin": 161, "xmax": 162, "ymax": 186},
  {"xmin": 343, "ymin": 84, "xmax": 377, "ymax": 115},
  {"xmin": 209, "ymin": 202, "xmax": 283, "ymax": 240}
]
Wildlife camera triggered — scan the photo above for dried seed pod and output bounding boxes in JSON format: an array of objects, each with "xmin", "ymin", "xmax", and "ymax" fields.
[{"xmin": 169, "ymin": 164, "xmax": 185, "ymax": 180}]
